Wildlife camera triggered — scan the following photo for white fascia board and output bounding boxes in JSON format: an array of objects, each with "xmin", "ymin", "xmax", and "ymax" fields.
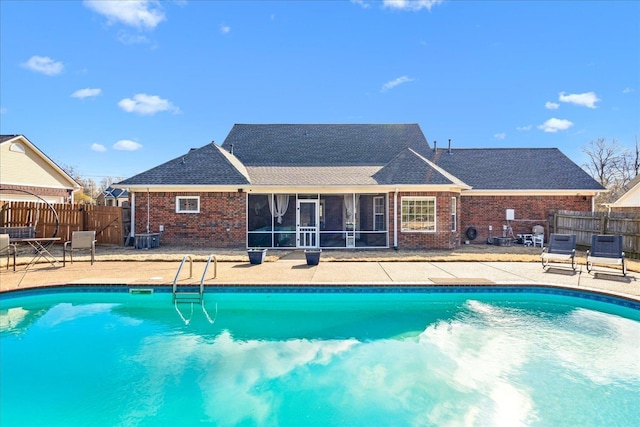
[
  {"xmin": 408, "ymin": 148, "xmax": 472, "ymax": 190},
  {"xmin": 115, "ymin": 184, "xmax": 466, "ymax": 194},
  {"xmin": 0, "ymin": 180, "xmax": 78, "ymax": 192}
]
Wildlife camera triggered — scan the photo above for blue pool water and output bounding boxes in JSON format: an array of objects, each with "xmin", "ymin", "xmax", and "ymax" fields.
[{"xmin": 1, "ymin": 287, "xmax": 639, "ymax": 426}]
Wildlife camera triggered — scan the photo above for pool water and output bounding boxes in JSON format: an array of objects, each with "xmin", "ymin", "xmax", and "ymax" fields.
[{"xmin": 1, "ymin": 289, "xmax": 639, "ymax": 426}]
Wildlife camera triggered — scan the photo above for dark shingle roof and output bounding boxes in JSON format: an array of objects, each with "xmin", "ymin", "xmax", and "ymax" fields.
[
  {"xmin": 0, "ymin": 135, "xmax": 20, "ymax": 143},
  {"xmin": 373, "ymin": 148, "xmax": 456, "ymax": 185},
  {"xmin": 221, "ymin": 124, "xmax": 431, "ymax": 166},
  {"xmin": 426, "ymin": 148, "xmax": 605, "ymax": 190},
  {"xmin": 118, "ymin": 143, "xmax": 250, "ymax": 186}
]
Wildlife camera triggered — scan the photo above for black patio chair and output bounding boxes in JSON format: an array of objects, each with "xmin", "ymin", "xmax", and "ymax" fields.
[
  {"xmin": 541, "ymin": 233, "xmax": 577, "ymax": 271},
  {"xmin": 586, "ymin": 234, "xmax": 626, "ymax": 276}
]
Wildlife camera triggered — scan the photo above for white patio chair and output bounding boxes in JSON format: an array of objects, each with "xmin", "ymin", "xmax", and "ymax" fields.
[
  {"xmin": 63, "ymin": 231, "xmax": 97, "ymax": 267},
  {"xmin": 0, "ymin": 234, "xmax": 17, "ymax": 271}
]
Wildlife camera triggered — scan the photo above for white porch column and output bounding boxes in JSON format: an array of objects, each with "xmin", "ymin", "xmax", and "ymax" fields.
[
  {"xmin": 130, "ymin": 192, "xmax": 136, "ymax": 237},
  {"xmin": 393, "ymin": 188, "xmax": 398, "ymax": 249}
]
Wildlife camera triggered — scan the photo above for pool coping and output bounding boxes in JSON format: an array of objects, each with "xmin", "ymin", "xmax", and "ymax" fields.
[{"xmin": 2, "ymin": 282, "xmax": 639, "ymax": 311}]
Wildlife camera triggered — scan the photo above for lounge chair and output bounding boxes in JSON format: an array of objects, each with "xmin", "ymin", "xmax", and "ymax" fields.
[
  {"xmin": 541, "ymin": 233, "xmax": 577, "ymax": 271},
  {"xmin": 63, "ymin": 231, "xmax": 97, "ymax": 267},
  {"xmin": 0, "ymin": 234, "xmax": 17, "ymax": 271},
  {"xmin": 586, "ymin": 234, "xmax": 626, "ymax": 276}
]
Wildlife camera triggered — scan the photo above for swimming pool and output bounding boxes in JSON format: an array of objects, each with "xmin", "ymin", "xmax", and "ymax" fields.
[{"xmin": 1, "ymin": 286, "xmax": 639, "ymax": 426}]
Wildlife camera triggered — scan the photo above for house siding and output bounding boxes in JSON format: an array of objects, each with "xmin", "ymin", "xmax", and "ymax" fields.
[
  {"xmin": 460, "ymin": 195, "xmax": 593, "ymax": 243},
  {"xmin": 133, "ymin": 191, "xmax": 246, "ymax": 248}
]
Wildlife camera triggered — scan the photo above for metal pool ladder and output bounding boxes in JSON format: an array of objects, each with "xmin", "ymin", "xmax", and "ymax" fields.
[{"xmin": 172, "ymin": 254, "xmax": 217, "ymax": 324}]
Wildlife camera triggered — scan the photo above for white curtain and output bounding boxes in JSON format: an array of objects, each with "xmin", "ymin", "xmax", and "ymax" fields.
[
  {"xmin": 343, "ymin": 194, "xmax": 360, "ymax": 229},
  {"xmin": 269, "ymin": 194, "xmax": 290, "ymax": 224}
]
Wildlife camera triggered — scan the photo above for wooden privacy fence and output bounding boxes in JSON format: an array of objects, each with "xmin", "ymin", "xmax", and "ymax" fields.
[
  {"xmin": 550, "ymin": 210, "xmax": 640, "ymax": 259},
  {"xmin": 0, "ymin": 201, "xmax": 125, "ymax": 245}
]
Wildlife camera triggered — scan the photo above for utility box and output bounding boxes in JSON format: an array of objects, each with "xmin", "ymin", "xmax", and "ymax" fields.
[
  {"xmin": 134, "ymin": 233, "xmax": 160, "ymax": 249},
  {"xmin": 506, "ymin": 209, "xmax": 515, "ymax": 221}
]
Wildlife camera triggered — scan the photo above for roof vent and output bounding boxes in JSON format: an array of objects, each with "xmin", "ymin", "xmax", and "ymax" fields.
[
  {"xmin": 229, "ymin": 143, "xmax": 234, "ymax": 155},
  {"xmin": 433, "ymin": 140, "xmax": 437, "ymax": 152},
  {"xmin": 448, "ymin": 139, "xmax": 452, "ymax": 154},
  {"xmin": 189, "ymin": 148, "xmax": 196, "ymax": 152},
  {"xmin": 181, "ymin": 157, "xmax": 186, "ymax": 164}
]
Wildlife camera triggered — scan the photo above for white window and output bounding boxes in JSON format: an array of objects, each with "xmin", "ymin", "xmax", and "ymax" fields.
[
  {"xmin": 176, "ymin": 196, "xmax": 200, "ymax": 213},
  {"xmin": 451, "ymin": 197, "xmax": 457, "ymax": 232},
  {"xmin": 401, "ymin": 196, "xmax": 436, "ymax": 232},
  {"xmin": 373, "ymin": 196, "xmax": 385, "ymax": 231}
]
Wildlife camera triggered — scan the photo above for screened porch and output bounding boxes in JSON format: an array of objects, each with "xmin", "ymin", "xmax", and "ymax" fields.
[{"xmin": 247, "ymin": 193, "xmax": 388, "ymax": 249}]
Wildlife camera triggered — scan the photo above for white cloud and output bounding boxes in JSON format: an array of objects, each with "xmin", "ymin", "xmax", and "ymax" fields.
[
  {"xmin": 516, "ymin": 125, "xmax": 532, "ymax": 131},
  {"xmin": 558, "ymin": 91, "xmax": 600, "ymax": 108},
  {"xmin": 381, "ymin": 76, "xmax": 415, "ymax": 92},
  {"xmin": 545, "ymin": 101, "xmax": 559, "ymax": 110},
  {"xmin": 382, "ymin": 0, "xmax": 444, "ymax": 11},
  {"xmin": 351, "ymin": 0, "xmax": 370, "ymax": 8},
  {"xmin": 83, "ymin": 0, "xmax": 165, "ymax": 30},
  {"xmin": 0, "ymin": 107, "xmax": 6, "ymax": 114},
  {"xmin": 494, "ymin": 133, "xmax": 506, "ymax": 140},
  {"xmin": 21, "ymin": 55, "xmax": 64, "ymax": 76},
  {"xmin": 538, "ymin": 118, "xmax": 573, "ymax": 133},
  {"xmin": 91, "ymin": 143, "xmax": 107, "ymax": 152},
  {"xmin": 622, "ymin": 87, "xmax": 634, "ymax": 94},
  {"xmin": 118, "ymin": 93, "xmax": 180, "ymax": 115},
  {"xmin": 113, "ymin": 140, "xmax": 143, "ymax": 151},
  {"xmin": 71, "ymin": 88, "xmax": 102, "ymax": 99},
  {"xmin": 220, "ymin": 25, "xmax": 231, "ymax": 34},
  {"xmin": 118, "ymin": 32, "xmax": 150, "ymax": 45}
]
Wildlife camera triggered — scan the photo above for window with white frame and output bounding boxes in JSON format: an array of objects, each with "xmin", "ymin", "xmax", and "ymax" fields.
[
  {"xmin": 401, "ymin": 196, "xmax": 436, "ymax": 232},
  {"xmin": 176, "ymin": 196, "xmax": 200, "ymax": 213},
  {"xmin": 451, "ymin": 197, "xmax": 457, "ymax": 232},
  {"xmin": 373, "ymin": 196, "xmax": 385, "ymax": 231}
]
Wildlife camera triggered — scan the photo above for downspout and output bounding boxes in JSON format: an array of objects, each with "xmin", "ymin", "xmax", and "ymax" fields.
[
  {"xmin": 393, "ymin": 188, "xmax": 399, "ymax": 250},
  {"xmin": 130, "ymin": 192, "xmax": 136, "ymax": 239},
  {"xmin": 146, "ymin": 188, "xmax": 150, "ymax": 233}
]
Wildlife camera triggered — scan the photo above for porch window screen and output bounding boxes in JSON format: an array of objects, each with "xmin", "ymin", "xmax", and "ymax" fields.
[
  {"xmin": 401, "ymin": 196, "xmax": 435, "ymax": 232},
  {"xmin": 176, "ymin": 196, "xmax": 200, "ymax": 213}
]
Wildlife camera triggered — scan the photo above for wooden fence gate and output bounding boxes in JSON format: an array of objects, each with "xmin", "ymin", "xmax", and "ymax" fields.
[{"xmin": 1, "ymin": 202, "xmax": 125, "ymax": 245}]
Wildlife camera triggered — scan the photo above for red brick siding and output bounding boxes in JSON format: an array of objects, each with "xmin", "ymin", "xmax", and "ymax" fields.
[
  {"xmin": 460, "ymin": 195, "xmax": 593, "ymax": 244},
  {"xmin": 133, "ymin": 191, "xmax": 246, "ymax": 248},
  {"xmin": 388, "ymin": 191, "xmax": 460, "ymax": 250},
  {"xmin": 0, "ymin": 184, "xmax": 70, "ymax": 200}
]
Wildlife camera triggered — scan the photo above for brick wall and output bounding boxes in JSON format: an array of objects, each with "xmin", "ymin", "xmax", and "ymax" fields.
[
  {"xmin": 389, "ymin": 191, "xmax": 460, "ymax": 250},
  {"xmin": 460, "ymin": 194, "xmax": 593, "ymax": 244},
  {"xmin": 0, "ymin": 184, "xmax": 70, "ymax": 201},
  {"xmin": 133, "ymin": 191, "xmax": 246, "ymax": 248}
]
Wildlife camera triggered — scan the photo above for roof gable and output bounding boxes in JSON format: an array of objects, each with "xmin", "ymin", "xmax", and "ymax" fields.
[
  {"xmin": 373, "ymin": 148, "xmax": 465, "ymax": 186},
  {"xmin": 610, "ymin": 174, "xmax": 640, "ymax": 207},
  {"xmin": 0, "ymin": 134, "xmax": 81, "ymax": 190},
  {"xmin": 221, "ymin": 124, "xmax": 431, "ymax": 166},
  {"xmin": 118, "ymin": 143, "xmax": 250, "ymax": 186}
]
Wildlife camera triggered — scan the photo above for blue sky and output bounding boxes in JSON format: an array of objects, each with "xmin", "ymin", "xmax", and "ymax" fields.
[{"xmin": 1, "ymin": 0, "xmax": 638, "ymax": 182}]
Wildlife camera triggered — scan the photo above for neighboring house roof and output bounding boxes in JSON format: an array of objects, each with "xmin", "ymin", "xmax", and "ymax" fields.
[
  {"xmin": 608, "ymin": 174, "xmax": 640, "ymax": 207},
  {"xmin": 426, "ymin": 147, "xmax": 605, "ymax": 191},
  {"xmin": 116, "ymin": 124, "xmax": 604, "ymax": 193},
  {"xmin": 102, "ymin": 186, "xmax": 129, "ymax": 199},
  {"xmin": 0, "ymin": 134, "xmax": 81, "ymax": 191}
]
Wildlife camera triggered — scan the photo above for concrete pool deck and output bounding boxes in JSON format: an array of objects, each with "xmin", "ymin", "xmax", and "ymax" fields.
[{"xmin": 1, "ymin": 249, "xmax": 638, "ymax": 302}]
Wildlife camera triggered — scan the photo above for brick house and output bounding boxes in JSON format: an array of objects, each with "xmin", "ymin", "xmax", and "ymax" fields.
[{"xmin": 115, "ymin": 124, "xmax": 605, "ymax": 250}]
